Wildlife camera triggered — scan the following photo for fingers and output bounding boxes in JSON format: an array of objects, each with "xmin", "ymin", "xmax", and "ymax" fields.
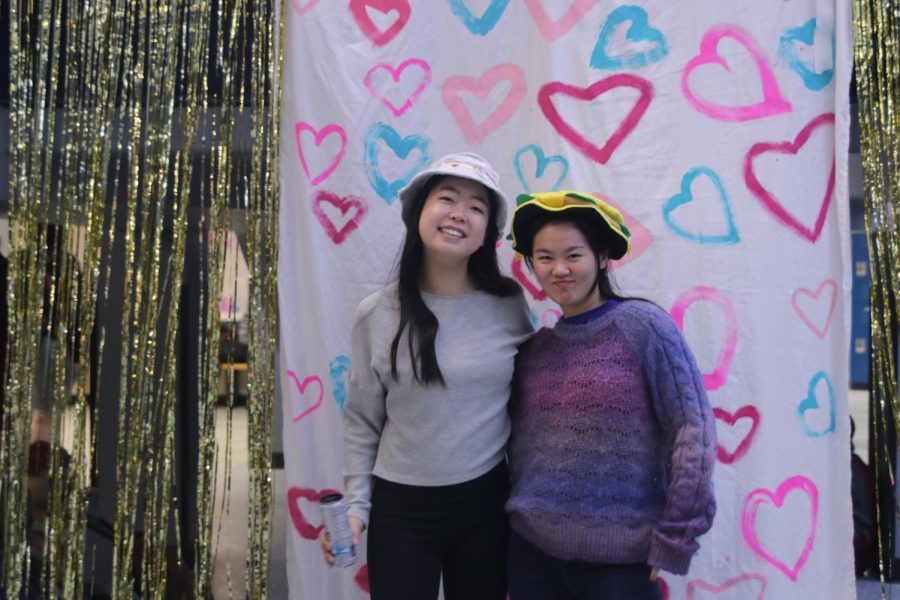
[
  {"xmin": 318, "ymin": 528, "xmax": 334, "ymax": 568},
  {"xmin": 649, "ymin": 566, "xmax": 660, "ymax": 581}
]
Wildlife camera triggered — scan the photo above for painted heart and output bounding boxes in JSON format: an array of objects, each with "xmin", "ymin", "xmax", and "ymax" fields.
[
  {"xmin": 329, "ymin": 355, "xmax": 352, "ymax": 412},
  {"xmin": 514, "ymin": 144, "xmax": 569, "ymax": 193},
  {"xmin": 780, "ymin": 18, "xmax": 834, "ymax": 91},
  {"xmin": 686, "ymin": 572, "xmax": 767, "ymax": 599},
  {"xmin": 658, "ymin": 576, "xmax": 669, "ymax": 600},
  {"xmin": 311, "ymin": 191, "xmax": 368, "ymax": 245},
  {"xmin": 590, "ymin": 5, "xmax": 669, "ymax": 70},
  {"xmin": 682, "ymin": 24, "xmax": 792, "ymax": 122},
  {"xmin": 713, "ymin": 405, "xmax": 760, "ymax": 464},
  {"xmin": 662, "ymin": 166, "xmax": 740, "ymax": 245},
  {"xmin": 349, "ymin": 0, "xmax": 410, "ymax": 46},
  {"xmin": 446, "ymin": 0, "xmax": 510, "ymax": 36},
  {"xmin": 287, "ymin": 486, "xmax": 340, "ymax": 539},
  {"xmin": 364, "ymin": 58, "xmax": 432, "ymax": 117},
  {"xmin": 541, "ymin": 309, "xmax": 561, "ymax": 328},
  {"xmin": 294, "ymin": 122, "xmax": 347, "ymax": 186},
  {"xmin": 741, "ymin": 475, "xmax": 819, "ymax": 581},
  {"xmin": 523, "ymin": 0, "xmax": 595, "ymax": 42},
  {"xmin": 670, "ymin": 286, "xmax": 738, "ymax": 392},
  {"xmin": 363, "ymin": 122, "xmax": 431, "ymax": 203},
  {"xmin": 537, "ymin": 74, "xmax": 653, "ymax": 165},
  {"xmin": 442, "ymin": 63, "xmax": 527, "ymax": 144},
  {"xmin": 603, "ymin": 196, "xmax": 652, "ymax": 268},
  {"xmin": 355, "ymin": 564, "xmax": 370, "ymax": 592},
  {"xmin": 511, "ymin": 255, "xmax": 547, "ymax": 301},
  {"xmin": 791, "ymin": 279, "xmax": 837, "ymax": 339},
  {"xmin": 744, "ymin": 112, "xmax": 835, "ymax": 242},
  {"xmin": 290, "ymin": 0, "xmax": 318, "ymax": 15},
  {"xmin": 798, "ymin": 370, "xmax": 835, "ymax": 438},
  {"xmin": 287, "ymin": 370, "xmax": 324, "ymax": 424}
]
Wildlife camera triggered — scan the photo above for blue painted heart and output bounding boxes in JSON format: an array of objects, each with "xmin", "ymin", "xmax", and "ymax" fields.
[
  {"xmin": 662, "ymin": 167, "xmax": 740, "ymax": 245},
  {"xmin": 364, "ymin": 122, "xmax": 431, "ymax": 204},
  {"xmin": 590, "ymin": 5, "xmax": 669, "ymax": 70}
]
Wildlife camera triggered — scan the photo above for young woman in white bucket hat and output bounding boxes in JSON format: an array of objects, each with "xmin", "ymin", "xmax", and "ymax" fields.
[{"xmin": 320, "ymin": 152, "xmax": 533, "ymax": 599}]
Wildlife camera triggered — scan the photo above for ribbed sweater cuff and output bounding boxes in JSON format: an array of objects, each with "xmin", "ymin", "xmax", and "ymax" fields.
[{"xmin": 647, "ymin": 537, "xmax": 693, "ymax": 576}]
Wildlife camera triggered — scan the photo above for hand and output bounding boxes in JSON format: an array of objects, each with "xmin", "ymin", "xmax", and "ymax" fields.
[
  {"xmin": 318, "ymin": 516, "xmax": 365, "ymax": 568},
  {"xmin": 649, "ymin": 566, "xmax": 660, "ymax": 582}
]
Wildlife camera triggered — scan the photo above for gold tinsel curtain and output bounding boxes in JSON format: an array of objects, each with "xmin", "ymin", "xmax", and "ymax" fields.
[
  {"xmin": 1, "ymin": 0, "xmax": 280, "ymax": 597},
  {"xmin": 853, "ymin": 0, "xmax": 900, "ymax": 583}
]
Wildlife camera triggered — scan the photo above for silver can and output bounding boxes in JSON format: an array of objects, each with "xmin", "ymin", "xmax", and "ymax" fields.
[{"xmin": 320, "ymin": 493, "xmax": 357, "ymax": 568}]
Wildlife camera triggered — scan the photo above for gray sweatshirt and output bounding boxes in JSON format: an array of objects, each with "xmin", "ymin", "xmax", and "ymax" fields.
[{"xmin": 343, "ymin": 282, "xmax": 534, "ymax": 525}]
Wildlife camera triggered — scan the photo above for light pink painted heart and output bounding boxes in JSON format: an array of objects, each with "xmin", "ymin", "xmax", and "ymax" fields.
[
  {"xmin": 745, "ymin": 113, "xmax": 835, "ymax": 242},
  {"xmin": 791, "ymin": 279, "xmax": 837, "ymax": 339},
  {"xmin": 287, "ymin": 370, "xmax": 324, "ymax": 424},
  {"xmin": 294, "ymin": 122, "xmax": 347, "ymax": 186},
  {"xmin": 741, "ymin": 475, "xmax": 818, "ymax": 582},
  {"xmin": 602, "ymin": 196, "xmax": 652, "ymax": 268},
  {"xmin": 682, "ymin": 24, "xmax": 792, "ymax": 122},
  {"xmin": 442, "ymin": 63, "xmax": 527, "ymax": 144},
  {"xmin": 364, "ymin": 59, "xmax": 432, "ymax": 117},
  {"xmin": 290, "ymin": 0, "xmax": 319, "ymax": 15},
  {"xmin": 523, "ymin": 0, "xmax": 596, "ymax": 42},
  {"xmin": 670, "ymin": 286, "xmax": 738, "ymax": 392},
  {"xmin": 511, "ymin": 255, "xmax": 548, "ymax": 302},
  {"xmin": 541, "ymin": 309, "xmax": 561, "ymax": 328},
  {"xmin": 311, "ymin": 191, "xmax": 368, "ymax": 245},
  {"xmin": 686, "ymin": 572, "xmax": 767, "ymax": 599}
]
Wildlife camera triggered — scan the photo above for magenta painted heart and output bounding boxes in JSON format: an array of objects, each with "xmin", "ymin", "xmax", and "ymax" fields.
[
  {"xmin": 287, "ymin": 370, "xmax": 324, "ymax": 424},
  {"xmin": 442, "ymin": 63, "xmax": 527, "ymax": 144},
  {"xmin": 670, "ymin": 286, "xmax": 738, "ymax": 392},
  {"xmin": 311, "ymin": 191, "xmax": 368, "ymax": 245},
  {"xmin": 682, "ymin": 24, "xmax": 792, "ymax": 122},
  {"xmin": 365, "ymin": 58, "xmax": 432, "ymax": 117},
  {"xmin": 287, "ymin": 486, "xmax": 340, "ymax": 540},
  {"xmin": 349, "ymin": 0, "xmax": 410, "ymax": 46},
  {"xmin": 791, "ymin": 279, "xmax": 837, "ymax": 338},
  {"xmin": 741, "ymin": 475, "xmax": 818, "ymax": 581},
  {"xmin": 538, "ymin": 74, "xmax": 653, "ymax": 165},
  {"xmin": 713, "ymin": 405, "xmax": 760, "ymax": 464},
  {"xmin": 686, "ymin": 573, "xmax": 767, "ymax": 599},
  {"xmin": 523, "ymin": 0, "xmax": 595, "ymax": 42},
  {"xmin": 294, "ymin": 122, "xmax": 347, "ymax": 186},
  {"xmin": 744, "ymin": 113, "xmax": 835, "ymax": 242},
  {"xmin": 511, "ymin": 255, "xmax": 547, "ymax": 301}
]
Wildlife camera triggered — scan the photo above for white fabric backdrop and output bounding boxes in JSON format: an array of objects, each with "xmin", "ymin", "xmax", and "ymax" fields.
[{"xmin": 278, "ymin": 2, "xmax": 854, "ymax": 598}]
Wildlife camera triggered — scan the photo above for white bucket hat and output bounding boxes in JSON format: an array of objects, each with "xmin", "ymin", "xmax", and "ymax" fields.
[{"xmin": 398, "ymin": 152, "xmax": 509, "ymax": 235}]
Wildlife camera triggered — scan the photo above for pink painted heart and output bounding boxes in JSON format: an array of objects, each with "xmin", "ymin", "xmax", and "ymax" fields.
[
  {"xmin": 744, "ymin": 113, "xmax": 835, "ymax": 242},
  {"xmin": 523, "ymin": 0, "xmax": 596, "ymax": 42},
  {"xmin": 287, "ymin": 370, "xmax": 324, "ymax": 424},
  {"xmin": 538, "ymin": 74, "xmax": 653, "ymax": 165},
  {"xmin": 311, "ymin": 191, "xmax": 368, "ymax": 245},
  {"xmin": 294, "ymin": 122, "xmax": 347, "ymax": 186},
  {"xmin": 287, "ymin": 486, "xmax": 340, "ymax": 539},
  {"xmin": 741, "ymin": 475, "xmax": 818, "ymax": 582},
  {"xmin": 364, "ymin": 58, "xmax": 432, "ymax": 117},
  {"xmin": 602, "ymin": 195, "xmax": 653, "ymax": 268},
  {"xmin": 290, "ymin": 0, "xmax": 319, "ymax": 15},
  {"xmin": 670, "ymin": 286, "xmax": 738, "ymax": 392},
  {"xmin": 511, "ymin": 255, "xmax": 547, "ymax": 301},
  {"xmin": 349, "ymin": 0, "xmax": 410, "ymax": 46},
  {"xmin": 355, "ymin": 564, "xmax": 370, "ymax": 592},
  {"xmin": 686, "ymin": 572, "xmax": 767, "ymax": 599},
  {"xmin": 442, "ymin": 63, "xmax": 527, "ymax": 144},
  {"xmin": 791, "ymin": 279, "xmax": 837, "ymax": 339},
  {"xmin": 713, "ymin": 405, "xmax": 760, "ymax": 464},
  {"xmin": 682, "ymin": 24, "xmax": 792, "ymax": 122}
]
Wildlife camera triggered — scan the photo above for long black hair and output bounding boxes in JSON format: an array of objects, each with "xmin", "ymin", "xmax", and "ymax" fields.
[
  {"xmin": 389, "ymin": 175, "xmax": 521, "ymax": 386},
  {"xmin": 521, "ymin": 211, "xmax": 628, "ymax": 303}
]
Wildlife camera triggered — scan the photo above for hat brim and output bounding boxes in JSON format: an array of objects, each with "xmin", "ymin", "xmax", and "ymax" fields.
[
  {"xmin": 398, "ymin": 169, "xmax": 509, "ymax": 234},
  {"xmin": 511, "ymin": 203, "xmax": 629, "ymax": 260}
]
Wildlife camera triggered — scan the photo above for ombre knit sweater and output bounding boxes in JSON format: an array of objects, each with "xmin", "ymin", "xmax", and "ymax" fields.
[{"xmin": 506, "ymin": 300, "xmax": 716, "ymax": 575}]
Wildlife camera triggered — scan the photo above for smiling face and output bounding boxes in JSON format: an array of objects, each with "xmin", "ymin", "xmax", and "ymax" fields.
[
  {"xmin": 531, "ymin": 221, "xmax": 608, "ymax": 317},
  {"xmin": 417, "ymin": 175, "xmax": 491, "ymax": 267}
]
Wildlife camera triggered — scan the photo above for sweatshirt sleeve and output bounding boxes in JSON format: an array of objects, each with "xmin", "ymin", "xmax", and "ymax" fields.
[
  {"xmin": 342, "ymin": 305, "xmax": 388, "ymax": 527},
  {"xmin": 642, "ymin": 309, "xmax": 717, "ymax": 575}
]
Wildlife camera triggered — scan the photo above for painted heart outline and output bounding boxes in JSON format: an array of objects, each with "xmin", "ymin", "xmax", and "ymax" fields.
[
  {"xmin": 364, "ymin": 59, "xmax": 432, "ymax": 117},
  {"xmin": 682, "ymin": 24, "xmax": 792, "ymax": 122},
  {"xmin": 686, "ymin": 572, "xmax": 767, "ymax": 599},
  {"xmin": 511, "ymin": 255, "xmax": 548, "ymax": 301},
  {"xmin": 791, "ymin": 279, "xmax": 837, "ymax": 339},
  {"xmin": 363, "ymin": 122, "xmax": 431, "ymax": 203},
  {"xmin": 741, "ymin": 475, "xmax": 819, "ymax": 581},
  {"xmin": 290, "ymin": 0, "xmax": 318, "ymax": 15},
  {"xmin": 349, "ymin": 0, "xmax": 411, "ymax": 47},
  {"xmin": 441, "ymin": 63, "xmax": 527, "ymax": 144},
  {"xmin": 662, "ymin": 166, "xmax": 740, "ymax": 245},
  {"xmin": 603, "ymin": 196, "xmax": 653, "ymax": 268},
  {"xmin": 329, "ymin": 355, "xmax": 352, "ymax": 412},
  {"xmin": 295, "ymin": 122, "xmax": 347, "ymax": 187},
  {"xmin": 287, "ymin": 486, "xmax": 340, "ymax": 539},
  {"xmin": 514, "ymin": 144, "xmax": 569, "ymax": 193},
  {"xmin": 670, "ymin": 286, "xmax": 738, "ymax": 391},
  {"xmin": 744, "ymin": 112, "xmax": 835, "ymax": 242},
  {"xmin": 779, "ymin": 18, "xmax": 835, "ymax": 91},
  {"xmin": 797, "ymin": 370, "xmax": 835, "ymax": 438},
  {"xmin": 537, "ymin": 74, "xmax": 654, "ymax": 165},
  {"xmin": 311, "ymin": 191, "xmax": 368, "ymax": 245},
  {"xmin": 523, "ymin": 0, "xmax": 596, "ymax": 42},
  {"xmin": 446, "ymin": 0, "xmax": 510, "ymax": 36},
  {"xmin": 287, "ymin": 370, "xmax": 324, "ymax": 424},
  {"xmin": 590, "ymin": 4, "xmax": 669, "ymax": 70},
  {"xmin": 713, "ymin": 405, "xmax": 760, "ymax": 464}
]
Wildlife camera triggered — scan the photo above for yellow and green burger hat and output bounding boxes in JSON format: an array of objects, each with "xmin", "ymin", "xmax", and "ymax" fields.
[{"xmin": 510, "ymin": 191, "xmax": 632, "ymax": 259}]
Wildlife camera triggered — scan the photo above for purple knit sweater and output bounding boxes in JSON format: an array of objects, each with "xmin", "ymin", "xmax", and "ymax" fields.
[{"xmin": 506, "ymin": 300, "xmax": 716, "ymax": 575}]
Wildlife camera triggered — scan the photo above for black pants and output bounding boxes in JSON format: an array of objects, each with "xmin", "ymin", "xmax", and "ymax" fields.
[
  {"xmin": 367, "ymin": 462, "xmax": 510, "ymax": 600},
  {"xmin": 508, "ymin": 530, "xmax": 662, "ymax": 600}
]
